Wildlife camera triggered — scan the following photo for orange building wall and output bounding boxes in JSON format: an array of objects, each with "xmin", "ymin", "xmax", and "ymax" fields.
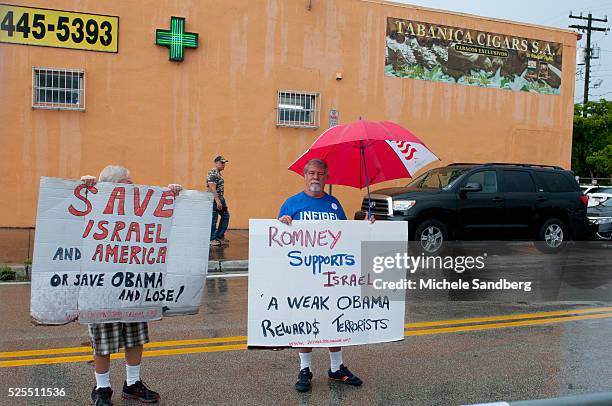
[{"xmin": 0, "ymin": 0, "xmax": 577, "ymax": 236}]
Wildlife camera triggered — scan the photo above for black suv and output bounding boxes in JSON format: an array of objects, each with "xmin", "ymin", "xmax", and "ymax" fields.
[{"xmin": 354, "ymin": 163, "xmax": 589, "ymax": 254}]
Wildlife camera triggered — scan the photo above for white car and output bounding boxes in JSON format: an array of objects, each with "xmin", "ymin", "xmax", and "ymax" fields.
[
  {"xmin": 580, "ymin": 185, "xmax": 602, "ymax": 194},
  {"xmin": 587, "ymin": 187, "xmax": 612, "ymax": 207}
]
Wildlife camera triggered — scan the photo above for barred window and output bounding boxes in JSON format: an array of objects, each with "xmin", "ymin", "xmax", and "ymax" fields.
[
  {"xmin": 32, "ymin": 67, "xmax": 85, "ymax": 111},
  {"xmin": 277, "ymin": 90, "xmax": 320, "ymax": 128}
]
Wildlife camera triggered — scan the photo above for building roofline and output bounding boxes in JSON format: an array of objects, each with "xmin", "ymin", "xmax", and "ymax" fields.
[{"xmin": 363, "ymin": 0, "xmax": 578, "ymax": 37}]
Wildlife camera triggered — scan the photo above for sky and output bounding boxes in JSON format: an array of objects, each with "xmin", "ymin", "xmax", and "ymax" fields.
[{"xmin": 389, "ymin": 0, "xmax": 612, "ymax": 103}]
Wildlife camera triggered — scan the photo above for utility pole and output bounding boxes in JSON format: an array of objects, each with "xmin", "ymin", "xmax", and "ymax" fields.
[{"xmin": 569, "ymin": 12, "xmax": 609, "ymax": 116}]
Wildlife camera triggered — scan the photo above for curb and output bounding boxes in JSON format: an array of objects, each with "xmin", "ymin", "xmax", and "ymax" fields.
[
  {"xmin": 4, "ymin": 265, "xmax": 28, "ymax": 278},
  {"xmin": 463, "ymin": 391, "xmax": 612, "ymax": 405},
  {"xmin": 209, "ymin": 260, "xmax": 248, "ymax": 273},
  {"xmin": 219, "ymin": 260, "xmax": 249, "ymax": 272}
]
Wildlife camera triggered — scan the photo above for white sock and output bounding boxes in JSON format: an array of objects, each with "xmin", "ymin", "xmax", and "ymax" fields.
[
  {"xmin": 95, "ymin": 371, "xmax": 111, "ymax": 389},
  {"xmin": 329, "ymin": 349, "xmax": 343, "ymax": 372},
  {"xmin": 299, "ymin": 352, "xmax": 312, "ymax": 371},
  {"xmin": 126, "ymin": 364, "xmax": 141, "ymax": 386}
]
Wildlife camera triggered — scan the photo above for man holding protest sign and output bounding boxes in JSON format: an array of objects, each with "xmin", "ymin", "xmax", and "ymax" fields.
[
  {"xmin": 279, "ymin": 158, "xmax": 373, "ymax": 392},
  {"xmin": 81, "ymin": 165, "xmax": 182, "ymax": 406}
]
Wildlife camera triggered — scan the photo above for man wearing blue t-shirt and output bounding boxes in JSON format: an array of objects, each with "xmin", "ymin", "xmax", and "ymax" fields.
[{"xmin": 279, "ymin": 158, "xmax": 365, "ymax": 392}]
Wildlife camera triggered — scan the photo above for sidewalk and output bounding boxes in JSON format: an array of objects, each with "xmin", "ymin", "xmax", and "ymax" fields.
[
  {"xmin": 208, "ymin": 229, "xmax": 248, "ymax": 272},
  {"xmin": 2, "ymin": 229, "xmax": 249, "ymax": 279}
]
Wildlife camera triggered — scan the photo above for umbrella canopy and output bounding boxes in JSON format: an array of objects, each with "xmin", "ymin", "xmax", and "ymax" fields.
[{"xmin": 289, "ymin": 120, "xmax": 439, "ymax": 189}]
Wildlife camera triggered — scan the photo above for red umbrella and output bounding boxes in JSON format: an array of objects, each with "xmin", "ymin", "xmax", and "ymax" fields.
[{"xmin": 288, "ymin": 120, "xmax": 439, "ymax": 216}]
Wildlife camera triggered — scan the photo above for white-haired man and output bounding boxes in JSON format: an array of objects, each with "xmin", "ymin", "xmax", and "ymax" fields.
[
  {"xmin": 81, "ymin": 165, "xmax": 182, "ymax": 406},
  {"xmin": 279, "ymin": 158, "xmax": 373, "ymax": 392}
]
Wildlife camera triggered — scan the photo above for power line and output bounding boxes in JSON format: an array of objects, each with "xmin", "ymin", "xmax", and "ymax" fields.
[
  {"xmin": 570, "ymin": 11, "xmax": 610, "ymax": 114},
  {"xmin": 583, "ymin": 6, "xmax": 612, "ymax": 13},
  {"xmin": 591, "ymin": 31, "xmax": 609, "ymax": 43}
]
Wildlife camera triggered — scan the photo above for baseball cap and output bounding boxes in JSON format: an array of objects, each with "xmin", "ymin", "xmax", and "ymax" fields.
[{"xmin": 214, "ymin": 155, "xmax": 228, "ymax": 163}]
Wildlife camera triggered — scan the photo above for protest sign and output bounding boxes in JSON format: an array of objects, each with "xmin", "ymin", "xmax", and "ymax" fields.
[
  {"xmin": 247, "ymin": 220, "xmax": 408, "ymax": 347},
  {"xmin": 30, "ymin": 177, "xmax": 212, "ymax": 325}
]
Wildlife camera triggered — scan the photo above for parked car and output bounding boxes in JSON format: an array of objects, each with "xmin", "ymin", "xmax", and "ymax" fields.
[
  {"xmin": 587, "ymin": 187, "xmax": 612, "ymax": 207},
  {"xmin": 580, "ymin": 185, "xmax": 602, "ymax": 195},
  {"xmin": 354, "ymin": 163, "xmax": 589, "ymax": 254},
  {"xmin": 588, "ymin": 198, "xmax": 612, "ymax": 240}
]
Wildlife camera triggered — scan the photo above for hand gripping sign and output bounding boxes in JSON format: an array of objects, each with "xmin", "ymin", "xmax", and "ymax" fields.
[
  {"xmin": 30, "ymin": 177, "xmax": 212, "ymax": 325},
  {"xmin": 247, "ymin": 219, "xmax": 408, "ymax": 347}
]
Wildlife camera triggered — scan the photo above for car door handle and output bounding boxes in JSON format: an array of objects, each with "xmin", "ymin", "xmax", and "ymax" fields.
[
  {"xmin": 491, "ymin": 197, "xmax": 503, "ymax": 202},
  {"xmin": 536, "ymin": 196, "xmax": 547, "ymax": 202}
]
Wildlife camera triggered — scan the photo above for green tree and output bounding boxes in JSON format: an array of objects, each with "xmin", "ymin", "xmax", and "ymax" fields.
[
  {"xmin": 572, "ymin": 100, "xmax": 612, "ymax": 178},
  {"xmin": 586, "ymin": 145, "xmax": 612, "ymax": 175}
]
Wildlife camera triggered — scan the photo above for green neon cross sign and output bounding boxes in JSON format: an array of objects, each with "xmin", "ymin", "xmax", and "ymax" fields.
[{"xmin": 156, "ymin": 16, "xmax": 198, "ymax": 62}]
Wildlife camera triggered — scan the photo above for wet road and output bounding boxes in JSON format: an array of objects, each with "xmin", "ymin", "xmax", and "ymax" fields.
[{"xmin": 1, "ymin": 243, "xmax": 612, "ymax": 405}]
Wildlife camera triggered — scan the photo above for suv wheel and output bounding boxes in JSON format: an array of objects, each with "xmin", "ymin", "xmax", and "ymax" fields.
[
  {"xmin": 535, "ymin": 218, "xmax": 567, "ymax": 254},
  {"xmin": 414, "ymin": 220, "xmax": 448, "ymax": 256}
]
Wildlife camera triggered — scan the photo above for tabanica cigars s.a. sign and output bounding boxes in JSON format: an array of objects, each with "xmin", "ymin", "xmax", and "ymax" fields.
[{"xmin": 385, "ymin": 17, "xmax": 563, "ymax": 95}]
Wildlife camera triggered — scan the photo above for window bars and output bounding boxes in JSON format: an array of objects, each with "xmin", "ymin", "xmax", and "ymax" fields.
[
  {"xmin": 277, "ymin": 90, "xmax": 320, "ymax": 128},
  {"xmin": 32, "ymin": 67, "xmax": 85, "ymax": 111}
]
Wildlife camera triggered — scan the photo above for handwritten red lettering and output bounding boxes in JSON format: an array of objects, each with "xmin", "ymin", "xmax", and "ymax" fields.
[
  {"xmin": 143, "ymin": 224, "xmax": 155, "ymax": 243},
  {"xmin": 92, "ymin": 244, "xmax": 103, "ymax": 261},
  {"xmin": 119, "ymin": 245, "xmax": 129, "ymax": 263},
  {"xmin": 318, "ymin": 231, "xmax": 328, "ymax": 247},
  {"xmin": 329, "ymin": 230, "xmax": 341, "ymax": 249},
  {"xmin": 157, "ymin": 247, "xmax": 167, "ymax": 263},
  {"xmin": 126, "ymin": 222, "xmax": 140, "ymax": 242},
  {"xmin": 82, "ymin": 219, "xmax": 95, "ymax": 238},
  {"xmin": 93, "ymin": 221, "xmax": 109, "ymax": 240},
  {"xmin": 269, "ymin": 226, "xmax": 281, "ymax": 247},
  {"xmin": 105, "ymin": 244, "xmax": 118, "ymax": 262},
  {"xmin": 267, "ymin": 226, "xmax": 342, "ymax": 249},
  {"xmin": 129, "ymin": 246, "xmax": 142, "ymax": 264},
  {"xmin": 103, "ymin": 187, "xmax": 126, "ymax": 215},
  {"xmin": 146, "ymin": 249, "xmax": 156, "ymax": 264},
  {"xmin": 110, "ymin": 221, "xmax": 126, "ymax": 241},
  {"xmin": 155, "ymin": 224, "xmax": 167, "ymax": 243},
  {"xmin": 83, "ymin": 221, "xmax": 168, "ymax": 247},
  {"xmin": 90, "ymin": 244, "xmax": 167, "ymax": 264},
  {"xmin": 153, "ymin": 191, "xmax": 174, "ymax": 217},
  {"xmin": 134, "ymin": 188, "xmax": 154, "ymax": 216},
  {"xmin": 68, "ymin": 184, "xmax": 97, "ymax": 216}
]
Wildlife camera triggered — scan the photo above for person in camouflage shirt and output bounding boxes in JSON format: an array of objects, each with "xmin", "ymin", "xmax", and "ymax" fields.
[{"xmin": 207, "ymin": 155, "xmax": 230, "ymax": 246}]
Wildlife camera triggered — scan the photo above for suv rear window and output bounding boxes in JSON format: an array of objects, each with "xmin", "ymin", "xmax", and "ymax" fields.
[
  {"xmin": 534, "ymin": 171, "xmax": 576, "ymax": 192},
  {"xmin": 503, "ymin": 170, "xmax": 535, "ymax": 193}
]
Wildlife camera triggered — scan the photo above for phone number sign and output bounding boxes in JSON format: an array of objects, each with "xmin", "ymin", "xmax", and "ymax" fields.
[{"xmin": 0, "ymin": 4, "xmax": 118, "ymax": 52}]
